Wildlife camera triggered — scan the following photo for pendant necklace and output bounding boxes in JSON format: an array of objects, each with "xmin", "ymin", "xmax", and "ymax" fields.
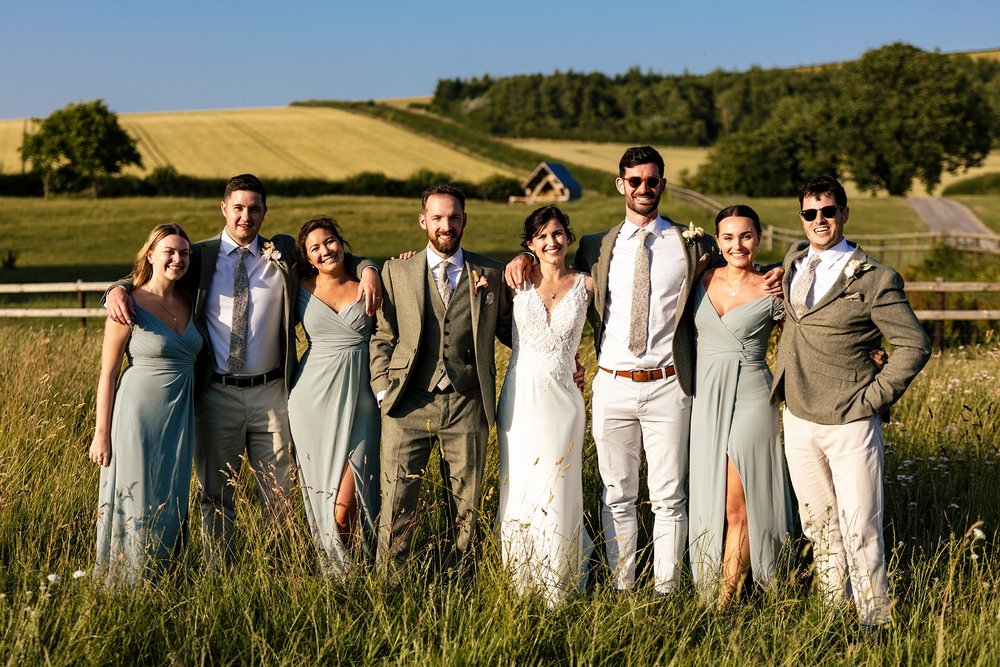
[
  {"xmin": 145, "ymin": 287, "xmax": 179, "ymax": 322},
  {"xmin": 724, "ymin": 271, "xmax": 752, "ymax": 297}
]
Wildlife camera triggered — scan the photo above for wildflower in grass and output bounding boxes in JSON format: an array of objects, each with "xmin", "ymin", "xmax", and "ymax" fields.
[
  {"xmin": 46, "ymin": 573, "xmax": 61, "ymax": 583},
  {"xmin": 973, "ymin": 528, "xmax": 986, "ymax": 541},
  {"xmin": 72, "ymin": 570, "xmax": 86, "ymax": 579}
]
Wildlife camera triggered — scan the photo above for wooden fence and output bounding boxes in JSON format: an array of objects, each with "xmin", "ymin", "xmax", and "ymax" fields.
[
  {"xmin": 762, "ymin": 226, "xmax": 1000, "ymax": 262},
  {"xmin": 1, "ymin": 279, "xmax": 995, "ymax": 349}
]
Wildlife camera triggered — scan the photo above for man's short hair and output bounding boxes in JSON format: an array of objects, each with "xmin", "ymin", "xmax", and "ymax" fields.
[
  {"xmin": 799, "ymin": 175, "xmax": 847, "ymax": 208},
  {"xmin": 619, "ymin": 146, "xmax": 665, "ymax": 178},
  {"xmin": 224, "ymin": 174, "xmax": 267, "ymax": 206},
  {"xmin": 421, "ymin": 184, "xmax": 466, "ymax": 212}
]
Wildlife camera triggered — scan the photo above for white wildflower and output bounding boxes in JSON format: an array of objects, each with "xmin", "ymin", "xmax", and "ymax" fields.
[
  {"xmin": 973, "ymin": 528, "xmax": 987, "ymax": 541},
  {"xmin": 72, "ymin": 570, "xmax": 87, "ymax": 579},
  {"xmin": 46, "ymin": 573, "xmax": 61, "ymax": 583}
]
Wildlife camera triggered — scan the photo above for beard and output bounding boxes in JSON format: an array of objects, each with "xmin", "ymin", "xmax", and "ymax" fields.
[
  {"xmin": 626, "ymin": 190, "xmax": 662, "ymax": 218},
  {"xmin": 428, "ymin": 228, "xmax": 463, "ymax": 256}
]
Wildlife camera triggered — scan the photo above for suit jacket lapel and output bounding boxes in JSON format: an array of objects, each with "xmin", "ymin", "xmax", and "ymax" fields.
[
  {"xmin": 465, "ymin": 257, "xmax": 481, "ymax": 349},
  {"xmin": 406, "ymin": 253, "xmax": 428, "ymax": 338},
  {"xmin": 594, "ymin": 223, "xmax": 621, "ymax": 318},
  {"xmin": 811, "ymin": 244, "xmax": 866, "ymax": 313},
  {"xmin": 197, "ymin": 236, "xmax": 222, "ymax": 316},
  {"xmin": 673, "ymin": 222, "xmax": 694, "ymax": 328},
  {"xmin": 783, "ymin": 243, "xmax": 809, "ymax": 322}
]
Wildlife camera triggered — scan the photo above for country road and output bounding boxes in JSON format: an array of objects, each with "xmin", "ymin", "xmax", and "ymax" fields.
[{"xmin": 907, "ymin": 197, "xmax": 993, "ymax": 235}]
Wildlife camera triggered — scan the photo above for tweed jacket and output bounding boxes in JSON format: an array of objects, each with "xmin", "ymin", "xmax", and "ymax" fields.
[
  {"xmin": 572, "ymin": 216, "xmax": 718, "ymax": 397},
  {"xmin": 770, "ymin": 240, "xmax": 931, "ymax": 425},
  {"xmin": 369, "ymin": 249, "xmax": 512, "ymax": 427}
]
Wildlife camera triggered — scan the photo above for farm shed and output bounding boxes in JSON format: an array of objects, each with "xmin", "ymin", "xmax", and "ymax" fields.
[{"xmin": 509, "ymin": 162, "xmax": 582, "ymax": 204}]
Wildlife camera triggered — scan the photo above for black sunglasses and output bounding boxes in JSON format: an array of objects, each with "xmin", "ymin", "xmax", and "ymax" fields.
[
  {"xmin": 799, "ymin": 205, "xmax": 843, "ymax": 222},
  {"xmin": 624, "ymin": 176, "xmax": 662, "ymax": 189}
]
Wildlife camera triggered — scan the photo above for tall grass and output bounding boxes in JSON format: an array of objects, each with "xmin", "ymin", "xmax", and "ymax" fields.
[{"xmin": 1, "ymin": 320, "xmax": 999, "ymax": 664}]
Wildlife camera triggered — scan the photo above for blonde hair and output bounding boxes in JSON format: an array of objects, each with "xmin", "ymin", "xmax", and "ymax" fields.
[{"xmin": 131, "ymin": 224, "xmax": 190, "ymax": 287}]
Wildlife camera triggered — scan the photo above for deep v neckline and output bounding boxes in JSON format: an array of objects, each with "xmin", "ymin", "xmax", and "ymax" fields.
[
  {"xmin": 530, "ymin": 274, "xmax": 583, "ymax": 326},
  {"xmin": 302, "ymin": 286, "xmax": 357, "ymax": 318},
  {"xmin": 702, "ymin": 283, "xmax": 769, "ymax": 320},
  {"xmin": 137, "ymin": 304, "xmax": 194, "ymax": 338}
]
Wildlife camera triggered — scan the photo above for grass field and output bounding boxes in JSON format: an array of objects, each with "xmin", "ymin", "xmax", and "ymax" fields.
[
  {"xmin": 0, "ymin": 107, "xmax": 517, "ymax": 182},
  {"xmin": 0, "ymin": 192, "xmax": 940, "ymax": 289},
  {"xmin": 0, "ymin": 319, "xmax": 998, "ymax": 664},
  {"xmin": 952, "ymin": 195, "xmax": 1000, "ymax": 234}
]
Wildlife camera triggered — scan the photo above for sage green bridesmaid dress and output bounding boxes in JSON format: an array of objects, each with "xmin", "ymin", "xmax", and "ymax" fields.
[
  {"xmin": 688, "ymin": 284, "xmax": 793, "ymax": 598},
  {"xmin": 95, "ymin": 305, "xmax": 202, "ymax": 583},
  {"xmin": 288, "ymin": 288, "xmax": 380, "ymax": 574}
]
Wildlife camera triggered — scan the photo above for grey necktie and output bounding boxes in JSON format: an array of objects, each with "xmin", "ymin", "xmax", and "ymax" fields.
[
  {"xmin": 436, "ymin": 261, "xmax": 453, "ymax": 308},
  {"xmin": 791, "ymin": 254, "xmax": 823, "ymax": 317},
  {"xmin": 628, "ymin": 228, "xmax": 652, "ymax": 357},
  {"xmin": 227, "ymin": 246, "xmax": 251, "ymax": 374}
]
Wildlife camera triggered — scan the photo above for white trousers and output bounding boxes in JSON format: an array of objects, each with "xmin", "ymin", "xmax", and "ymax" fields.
[
  {"xmin": 591, "ymin": 370, "xmax": 691, "ymax": 593},
  {"xmin": 783, "ymin": 408, "xmax": 890, "ymax": 626}
]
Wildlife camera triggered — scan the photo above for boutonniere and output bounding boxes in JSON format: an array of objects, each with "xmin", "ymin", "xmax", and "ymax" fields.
[
  {"xmin": 261, "ymin": 241, "xmax": 282, "ymax": 265},
  {"xmin": 471, "ymin": 269, "xmax": 494, "ymax": 305},
  {"xmin": 843, "ymin": 259, "xmax": 874, "ymax": 284},
  {"xmin": 681, "ymin": 222, "xmax": 704, "ymax": 246}
]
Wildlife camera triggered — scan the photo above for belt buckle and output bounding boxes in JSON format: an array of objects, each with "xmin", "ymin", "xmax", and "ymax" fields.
[{"xmin": 632, "ymin": 369, "xmax": 650, "ymax": 382}]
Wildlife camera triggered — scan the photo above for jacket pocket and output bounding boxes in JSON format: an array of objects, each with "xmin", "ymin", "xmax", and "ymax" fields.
[
  {"xmin": 813, "ymin": 361, "xmax": 858, "ymax": 383},
  {"xmin": 388, "ymin": 353, "xmax": 411, "ymax": 371}
]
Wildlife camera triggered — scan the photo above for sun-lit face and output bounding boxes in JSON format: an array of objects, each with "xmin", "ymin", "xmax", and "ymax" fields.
[
  {"xmin": 617, "ymin": 163, "xmax": 665, "ymax": 219},
  {"xmin": 800, "ymin": 192, "xmax": 848, "ymax": 252},
  {"xmin": 716, "ymin": 216, "xmax": 759, "ymax": 269},
  {"xmin": 221, "ymin": 189, "xmax": 267, "ymax": 246},
  {"xmin": 147, "ymin": 234, "xmax": 191, "ymax": 282},
  {"xmin": 304, "ymin": 227, "xmax": 345, "ymax": 276},
  {"xmin": 527, "ymin": 219, "xmax": 570, "ymax": 266},
  {"xmin": 419, "ymin": 194, "xmax": 466, "ymax": 258}
]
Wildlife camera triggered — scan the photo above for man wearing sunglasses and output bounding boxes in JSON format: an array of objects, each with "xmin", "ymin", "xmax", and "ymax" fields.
[
  {"xmin": 771, "ymin": 175, "xmax": 930, "ymax": 630},
  {"xmin": 507, "ymin": 145, "xmax": 781, "ymax": 594}
]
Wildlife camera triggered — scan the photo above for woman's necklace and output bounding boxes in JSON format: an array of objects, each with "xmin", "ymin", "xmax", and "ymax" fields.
[
  {"xmin": 542, "ymin": 272, "xmax": 570, "ymax": 300},
  {"xmin": 144, "ymin": 288, "xmax": 179, "ymax": 322},
  {"xmin": 724, "ymin": 271, "xmax": 753, "ymax": 297}
]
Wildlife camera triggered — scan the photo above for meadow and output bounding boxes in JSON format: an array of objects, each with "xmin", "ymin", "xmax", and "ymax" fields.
[{"xmin": 0, "ymin": 190, "xmax": 998, "ymax": 663}]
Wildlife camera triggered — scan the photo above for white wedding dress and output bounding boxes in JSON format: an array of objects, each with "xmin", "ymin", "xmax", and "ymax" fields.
[{"xmin": 496, "ymin": 274, "xmax": 593, "ymax": 607}]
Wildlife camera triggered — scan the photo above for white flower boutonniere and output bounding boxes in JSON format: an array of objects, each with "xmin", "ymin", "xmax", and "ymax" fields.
[
  {"xmin": 471, "ymin": 269, "xmax": 494, "ymax": 305},
  {"xmin": 681, "ymin": 222, "xmax": 704, "ymax": 246},
  {"xmin": 843, "ymin": 259, "xmax": 874, "ymax": 284},
  {"xmin": 261, "ymin": 241, "xmax": 283, "ymax": 267}
]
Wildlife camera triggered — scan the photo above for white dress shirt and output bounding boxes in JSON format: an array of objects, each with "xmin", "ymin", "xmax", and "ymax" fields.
[
  {"xmin": 426, "ymin": 245, "xmax": 465, "ymax": 291},
  {"xmin": 205, "ymin": 231, "xmax": 284, "ymax": 376},
  {"xmin": 790, "ymin": 237, "xmax": 854, "ymax": 310},
  {"xmin": 599, "ymin": 217, "xmax": 687, "ymax": 370}
]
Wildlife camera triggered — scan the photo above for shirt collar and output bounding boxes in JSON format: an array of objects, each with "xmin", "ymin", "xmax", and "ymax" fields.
[
  {"xmin": 621, "ymin": 216, "xmax": 664, "ymax": 239},
  {"xmin": 805, "ymin": 237, "xmax": 852, "ymax": 265},
  {"xmin": 426, "ymin": 245, "xmax": 463, "ymax": 270},
  {"xmin": 221, "ymin": 230, "xmax": 260, "ymax": 257}
]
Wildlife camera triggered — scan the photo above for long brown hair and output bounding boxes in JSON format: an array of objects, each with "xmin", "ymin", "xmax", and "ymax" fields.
[{"xmin": 131, "ymin": 224, "xmax": 191, "ymax": 288}]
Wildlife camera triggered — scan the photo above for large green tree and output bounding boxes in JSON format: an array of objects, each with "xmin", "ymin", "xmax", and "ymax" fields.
[
  {"xmin": 834, "ymin": 43, "xmax": 993, "ymax": 195},
  {"xmin": 20, "ymin": 99, "xmax": 142, "ymax": 197}
]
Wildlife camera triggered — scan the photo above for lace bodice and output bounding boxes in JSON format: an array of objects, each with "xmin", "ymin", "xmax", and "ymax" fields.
[{"xmin": 509, "ymin": 274, "xmax": 589, "ymax": 391}]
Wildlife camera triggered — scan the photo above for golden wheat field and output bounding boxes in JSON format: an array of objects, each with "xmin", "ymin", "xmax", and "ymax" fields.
[{"xmin": 0, "ymin": 106, "xmax": 516, "ymax": 181}]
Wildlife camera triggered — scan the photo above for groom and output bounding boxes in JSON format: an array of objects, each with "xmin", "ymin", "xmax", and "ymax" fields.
[
  {"xmin": 370, "ymin": 184, "xmax": 512, "ymax": 573},
  {"xmin": 771, "ymin": 175, "xmax": 930, "ymax": 627}
]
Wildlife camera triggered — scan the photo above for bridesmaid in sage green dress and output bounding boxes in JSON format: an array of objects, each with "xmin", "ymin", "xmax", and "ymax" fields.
[
  {"xmin": 288, "ymin": 217, "xmax": 380, "ymax": 574},
  {"xmin": 90, "ymin": 224, "xmax": 203, "ymax": 583},
  {"xmin": 688, "ymin": 205, "xmax": 793, "ymax": 606}
]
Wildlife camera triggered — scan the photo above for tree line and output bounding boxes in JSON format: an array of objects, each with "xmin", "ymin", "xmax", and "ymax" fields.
[{"xmin": 432, "ymin": 43, "xmax": 999, "ymax": 196}]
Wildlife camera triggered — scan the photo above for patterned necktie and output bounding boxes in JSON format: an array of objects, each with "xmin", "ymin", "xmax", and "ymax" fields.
[
  {"xmin": 628, "ymin": 228, "xmax": 652, "ymax": 357},
  {"xmin": 791, "ymin": 254, "xmax": 823, "ymax": 317},
  {"xmin": 227, "ymin": 246, "xmax": 251, "ymax": 374},
  {"xmin": 436, "ymin": 261, "xmax": 453, "ymax": 308}
]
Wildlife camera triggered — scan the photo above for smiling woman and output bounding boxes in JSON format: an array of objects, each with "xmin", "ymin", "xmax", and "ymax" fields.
[{"xmin": 89, "ymin": 223, "xmax": 204, "ymax": 583}]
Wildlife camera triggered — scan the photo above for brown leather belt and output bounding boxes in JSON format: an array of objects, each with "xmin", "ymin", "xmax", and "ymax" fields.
[{"xmin": 598, "ymin": 365, "xmax": 675, "ymax": 382}]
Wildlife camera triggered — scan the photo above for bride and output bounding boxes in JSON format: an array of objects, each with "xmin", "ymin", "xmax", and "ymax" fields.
[{"xmin": 496, "ymin": 204, "xmax": 594, "ymax": 607}]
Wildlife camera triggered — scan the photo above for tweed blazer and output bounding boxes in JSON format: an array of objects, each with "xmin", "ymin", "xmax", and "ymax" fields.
[
  {"xmin": 369, "ymin": 249, "xmax": 512, "ymax": 427},
  {"xmin": 770, "ymin": 240, "xmax": 931, "ymax": 425},
  {"xmin": 572, "ymin": 216, "xmax": 718, "ymax": 397}
]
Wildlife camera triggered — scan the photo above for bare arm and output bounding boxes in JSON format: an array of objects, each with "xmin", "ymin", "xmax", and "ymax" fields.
[
  {"xmin": 89, "ymin": 318, "xmax": 131, "ymax": 467},
  {"xmin": 346, "ymin": 255, "xmax": 383, "ymax": 317},
  {"xmin": 504, "ymin": 252, "xmax": 536, "ymax": 290},
  {"xmin": 103, "ymin": 279, "xmax": 136, "ymax": 326},
  {"xmin": 761, "ymin": 266, "xmax": 784, "ymax": 297}
]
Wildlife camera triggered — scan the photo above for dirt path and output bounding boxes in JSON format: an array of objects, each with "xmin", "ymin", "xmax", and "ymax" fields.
[{"xmin": 907, "ymin": 197, "xmax": 992, "ymax": 234}]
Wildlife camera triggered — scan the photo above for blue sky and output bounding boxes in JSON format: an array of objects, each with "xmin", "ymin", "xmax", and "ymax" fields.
[{"xmin": 2, "ymin": 0, "xmax": 997, "ymax": 120}]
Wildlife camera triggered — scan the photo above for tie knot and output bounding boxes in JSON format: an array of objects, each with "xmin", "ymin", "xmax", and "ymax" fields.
[
  {"xmin": 236, "ymin": 247, "xmax": 252, "ymax": 259},
  {"xmin": 636, "ymin": 228, "xmax": 652, "ymax": 241},
  {"xmin": 808, "ymin": 254, "xmax": 822, "ymax": 269}
]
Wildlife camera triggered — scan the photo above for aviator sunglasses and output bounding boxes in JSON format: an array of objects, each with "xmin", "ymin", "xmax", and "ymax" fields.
[
  {"xmin": 624, "ymin": 176, "xmax": 662, "ymax": 189},
  {"xmin": 799, "ymin": 205, "xmax": 843, "ymax": 222}
]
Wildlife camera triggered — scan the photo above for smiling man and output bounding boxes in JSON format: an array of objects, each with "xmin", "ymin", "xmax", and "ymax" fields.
[
  {"xmin": 370, "ymin": 184, "xmax": 511, "ymax": 575},
  {"xmin": 771, "ymin": 175, "xmax": 930, "ymax": 630}
]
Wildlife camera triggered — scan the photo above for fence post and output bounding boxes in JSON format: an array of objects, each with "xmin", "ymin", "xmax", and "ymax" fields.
[
  {"xmin": 763, "ymin": 225, "xmax": 773, "ymax": 252},
  {"xmin": 934, "ymin": 276, "xmax": 944, "ymax": 356},
  {"xmin": 77, "ymin": 279, "xmax": 87, "ymax": 328}
]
